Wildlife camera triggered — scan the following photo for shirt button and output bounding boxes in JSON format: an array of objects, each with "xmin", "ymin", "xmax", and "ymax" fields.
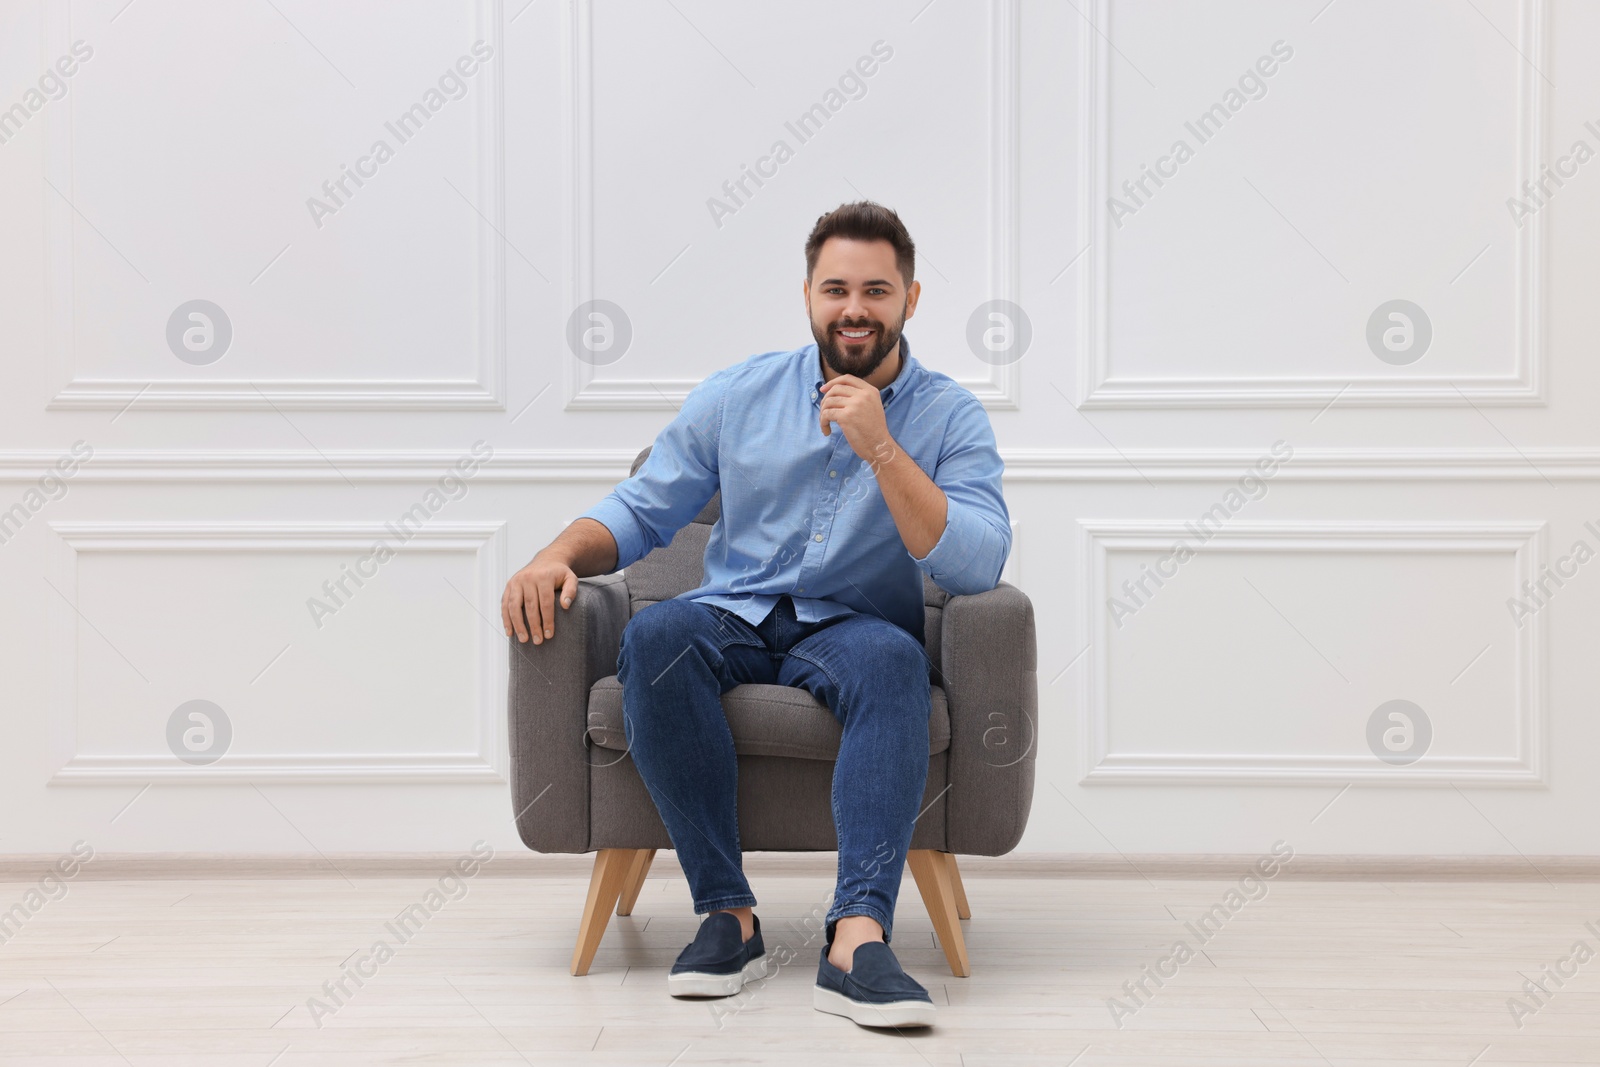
[
  {"xmin": 829, "ymin": 470, "xmax": 837, "ymax": 478},
  {"xmin": 814, "ymin": 533, "xmax": 823, "ymax": 541},
  {"xmin": 797, "ymin": 586, "xmax": 805, "ymax": 593},
  {"xmin": 810, "ymin": 390, "xmax": 817, "ymax": 399}
]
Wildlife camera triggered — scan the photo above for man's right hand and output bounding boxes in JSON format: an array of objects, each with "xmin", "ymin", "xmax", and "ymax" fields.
[{"xmin": 501, "ymin": 553, "xmax": 579, "ymax": 644}]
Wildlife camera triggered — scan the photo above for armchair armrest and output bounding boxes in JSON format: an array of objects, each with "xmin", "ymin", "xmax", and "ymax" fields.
[
  {"xmin": 507, "ymin": 570, "xmax": 631, "ymax": 853},
  {"xmin": 939, "ymin": 580, "xmax": 1038, "ymax": 855}
]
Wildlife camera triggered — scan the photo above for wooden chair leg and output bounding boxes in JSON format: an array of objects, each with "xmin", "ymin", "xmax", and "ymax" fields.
[
  {"xmin": 616, "ymin": 848, "xmax": 656, "ymax": 916},
  {"xmin": 572, "ymin": 848, "xmax": 638, "ymax": 976},
  {"xmin": 907, "ymin": 849, "xmax": 970, "ymax": 977},
  {"xmin": 944, "ymin": 851, "xmax": 972, "ymax": 920}
]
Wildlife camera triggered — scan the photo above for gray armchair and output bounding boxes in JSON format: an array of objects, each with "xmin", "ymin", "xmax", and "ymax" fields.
[{"xmin": 508, "ymin": 445, "xmax": 1037, "ymax": 977}]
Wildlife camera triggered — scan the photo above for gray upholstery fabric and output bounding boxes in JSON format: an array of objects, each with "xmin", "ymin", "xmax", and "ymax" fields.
[
  {"xmin": 507, "ymin": 445, "xmax": 1037, "ymax": 857},
  {"xmin": 941, "ymin": 582, "xmax": 1038, "ymax": 855},
  {"xmin": 506, "ymin": 570, "xmax": 630, "ymax": 854},
  {"xmin": 587, "ymin": 676, "xmax": 953, "ymax": 759},
  {"xmin": 590, "ymin": 752, "xmax": 953, "ymax": 852}
]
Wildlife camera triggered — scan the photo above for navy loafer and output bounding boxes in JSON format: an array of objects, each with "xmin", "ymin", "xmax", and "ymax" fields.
[
  {"xmin": 814, "ymin": 939, "xmax": 936, "ymax": 1027},
  {"xmin": 668, "ymin": 912, "xmax": 767, "ymax": 997}
]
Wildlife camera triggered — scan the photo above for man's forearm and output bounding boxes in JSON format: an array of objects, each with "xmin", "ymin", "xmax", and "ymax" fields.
[
  {"xmin": 538, "ymin": 517, "xmax": 619, "ymax": 577},
  {"xmin": 871, "ymin": 436, "xmax": 946, "ymax": 560}
]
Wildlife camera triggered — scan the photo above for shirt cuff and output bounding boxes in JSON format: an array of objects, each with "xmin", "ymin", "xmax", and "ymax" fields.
[
  {"xmin": 578, "ymin": 495, "xmax": 648, "ymax": 574},
  {"xmin": 909, "ymin": 501, "xmax": 1007, "ymax": 595}
]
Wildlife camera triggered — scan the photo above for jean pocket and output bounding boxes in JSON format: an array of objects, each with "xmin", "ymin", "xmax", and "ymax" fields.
[{"xmin": 707, "ymin": 606, "xmax": 765, "ymax": 654}]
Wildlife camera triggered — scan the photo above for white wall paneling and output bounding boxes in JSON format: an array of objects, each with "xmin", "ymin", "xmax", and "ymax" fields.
[
  {"xmin": 1078, "ymin": 521, "xmax": 1545, "ymax": 784},
  {"xmin": 46, "ymin": 522, "xmax": 509, "ymax": 783},
  {"xmin": 4, "ymin": 0, "xmax": 1600, "ymax": 855},
  {"xmin": 560, "ymin": 0, "xmax": 1023, "ymax": 410},
  {"xmin": 9, "ymin": 447, "xmax": 1600, "ymax": 484},
  {"xmin": 1077, "ymin": 0, "xmax": 1546, "ymax": 407},
  {"xmin": 41, "ymin": 0, "xmax": 507, "ymax": 410}
]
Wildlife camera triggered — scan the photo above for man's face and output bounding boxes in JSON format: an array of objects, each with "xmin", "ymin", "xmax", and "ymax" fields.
[{"xmin": 805, "ymin": 237, "xmax": 918, "ymax": 379}]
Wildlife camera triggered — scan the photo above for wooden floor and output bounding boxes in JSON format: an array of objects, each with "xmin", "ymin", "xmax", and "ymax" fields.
[{"xmin": 3, "ymin": 857, "xmax": 1600, "ymax": 1065}]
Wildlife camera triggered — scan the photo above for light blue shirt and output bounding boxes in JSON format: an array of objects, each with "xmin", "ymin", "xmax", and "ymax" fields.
[{"xmin": 579, "ymin": 333, "xmax": 1011, "ymax": 645}]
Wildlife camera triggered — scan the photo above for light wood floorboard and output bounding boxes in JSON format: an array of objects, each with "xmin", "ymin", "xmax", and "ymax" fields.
[{"xmin": 2, "ymin": 857, "xmax": 1599, "ymax": 1064}]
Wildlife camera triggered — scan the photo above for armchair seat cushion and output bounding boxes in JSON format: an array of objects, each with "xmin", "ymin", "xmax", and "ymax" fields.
[{"xmin": 586, "ymin": 675, "xmax": 952, "ymax": 761}]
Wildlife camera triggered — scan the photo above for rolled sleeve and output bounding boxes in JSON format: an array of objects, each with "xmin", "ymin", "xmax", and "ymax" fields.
[
  {"xmin": 578, "ymin": 371, "xmax": 726, "ymax": 573},
  {"xmin": 909, "ymin": 398, "xmax": 1011, "ymax": 595},
  {"xmin": 578, "ymin": 496, "xmax": 651, "ymax": 576}
]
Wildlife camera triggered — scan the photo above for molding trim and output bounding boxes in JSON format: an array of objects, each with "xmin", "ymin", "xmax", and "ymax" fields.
[
  {"xmin": 8, "ymin": 447, "xmax": 1600, "ymax": 482},
  {"xmin": 10, "ymin": 850, "xmax": 1600, "ymax": 881},
  {"xmin": 43, "ymin": 0, "xmax": 508, "ymax": 411},
  {"xmin": 1077, "ymin": 0, "xmax": 1546, "ymax": 408},
  {"xmin": 45, "ymin": 521, "xmax": 509, "ymax": 784},
  {"xmin": 0, "ymin": 449, "xmax": 640, "ymax": 482},
  {"xmin": 998, "ymin": 447, "xmax": 1600, "ymax": 481},
  {"xmin": 560, "ymin": 0, "xmax": 1022, "ymax": 411},
  {"xmin": 1078, "ymin": 520, "xmax": 1546, "ymax": 784}
]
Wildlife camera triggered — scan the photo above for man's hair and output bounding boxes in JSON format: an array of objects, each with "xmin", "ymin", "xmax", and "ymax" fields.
[{"xmin": 804, "ymin": 200, "xmax": 915, "ymax": 288}]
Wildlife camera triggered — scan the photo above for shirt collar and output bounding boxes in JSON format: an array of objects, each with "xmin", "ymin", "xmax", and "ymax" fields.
[{"xmin": 811, "ymin": 333, "xmax": 915, "ymax": 407}]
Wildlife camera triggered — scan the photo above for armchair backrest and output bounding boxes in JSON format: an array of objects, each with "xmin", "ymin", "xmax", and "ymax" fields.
[{"xmin": 619, "ymin": 446, "xmax": 950, "ymax": 675}]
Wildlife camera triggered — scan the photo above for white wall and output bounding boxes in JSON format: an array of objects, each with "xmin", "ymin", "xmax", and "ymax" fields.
[{"xmin": 2, "ymin": 0, "xmax": 1598, "ymax": 857}]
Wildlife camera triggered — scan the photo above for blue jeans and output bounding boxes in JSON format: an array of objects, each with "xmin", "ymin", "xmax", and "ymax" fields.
[{"xmin": 616, "ymin": 593, "xmax": 933, "ymax": 945}]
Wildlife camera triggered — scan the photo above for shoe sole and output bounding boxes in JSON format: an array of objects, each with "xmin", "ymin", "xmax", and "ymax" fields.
[
  {"xmin": 668, "ymin": 954, "xmax": 769, "ymax": 998},
  {"xmin": 813, "ymin": 985, "xmax": 936, "ymax": 1027}
]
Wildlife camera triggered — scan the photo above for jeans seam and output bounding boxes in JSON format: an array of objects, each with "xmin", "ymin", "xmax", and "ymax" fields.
[
  {"xmin": 625, "ymin": 600, "xmax": 756, "ymax": 915},
  {"xmin": 708, "ymin": 604, "xmax": 765, "ymax": 654},
  {"xmin": 708, "ymin": 661, "xmax": 749, "ymax": 874},
  {"xmin": 831, "ymin": 742, "xmax": 844, "ymax": 941},
  {"xmin": 697, "ymin": 895, "xmax": 758, "ymax": 914},
  {"xmin": 797, "ymin": 644, "xmax": 893, "ymax": 946},
  {"xmin": 784, "ymin": 646, "xmax": 843, "ymax": 700},
  {"xmin": 831, "ymin": 905, "xmax": 893, "ymax": 944}
]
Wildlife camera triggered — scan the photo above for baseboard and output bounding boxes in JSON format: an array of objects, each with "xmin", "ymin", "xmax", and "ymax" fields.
[{"xmin": 4, "ymin": 851, "xmax": 1599, "ymax": 881}]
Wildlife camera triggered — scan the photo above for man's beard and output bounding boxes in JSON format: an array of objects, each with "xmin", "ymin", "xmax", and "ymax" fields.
[{"xmin": 811, "ymin": 307, "xmax": 905, "ymax": 380}]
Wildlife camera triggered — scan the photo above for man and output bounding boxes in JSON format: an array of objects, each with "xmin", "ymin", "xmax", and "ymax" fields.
[{"xmin": 501, "ymin": 200, "xmax": 1011, "ymax": 1029}]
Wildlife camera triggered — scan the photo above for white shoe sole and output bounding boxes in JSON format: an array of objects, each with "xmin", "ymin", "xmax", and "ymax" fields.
[
  {"xmin": 813, "ymin": 985, "xmax": 936, "ymax": 1027},
  {"xmin": 668, "ymin": 954, "xmax": 768, "ymax": 997}
]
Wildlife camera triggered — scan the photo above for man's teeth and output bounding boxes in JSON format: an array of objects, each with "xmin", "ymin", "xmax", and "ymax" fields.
[{"xmin": 840, "ymin": 329, "xmax": 871, "ymax": 337}]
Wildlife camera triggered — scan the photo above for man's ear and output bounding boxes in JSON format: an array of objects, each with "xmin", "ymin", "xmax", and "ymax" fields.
[{"xmin": 905, "ymin": 279, "xmax": 921, "ymax": 319}]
